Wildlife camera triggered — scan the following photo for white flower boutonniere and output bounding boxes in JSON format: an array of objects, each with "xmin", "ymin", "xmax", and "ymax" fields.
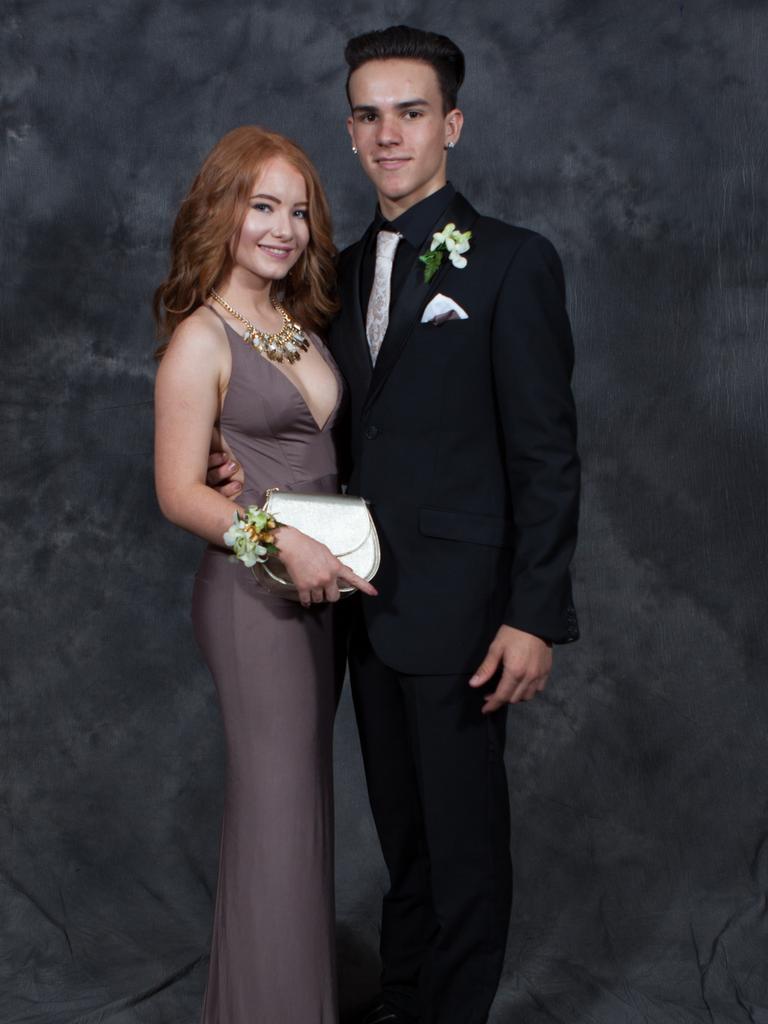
[{"xmin": 419, "ymin": 223, "xmax": 472, "ymax": 283}]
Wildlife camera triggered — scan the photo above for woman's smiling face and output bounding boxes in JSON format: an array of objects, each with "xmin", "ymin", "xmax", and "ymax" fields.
[{"xmin": 231, "ymin": 156, "xmax": 310, "ymax": 284}]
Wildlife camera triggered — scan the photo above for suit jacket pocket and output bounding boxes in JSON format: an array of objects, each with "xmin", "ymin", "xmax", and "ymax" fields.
[
  {"xmin": 418, "ymin": 507, "xmax": 514, "ymax": 548},
  {"xmin": 415, "ymin": 316, "xmax": 475, "ymax": 335}
]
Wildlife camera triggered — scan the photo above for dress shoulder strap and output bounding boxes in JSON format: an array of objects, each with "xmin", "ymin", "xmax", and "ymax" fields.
[{"xmin": 205, "ymin": 302, "xmax": 230, "ymax": 328}]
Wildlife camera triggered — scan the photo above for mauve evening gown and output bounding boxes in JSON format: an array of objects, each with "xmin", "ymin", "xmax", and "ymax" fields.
[{"xmin": 191, "ymin": 308, "xmax": 343, "ymax": 1022}]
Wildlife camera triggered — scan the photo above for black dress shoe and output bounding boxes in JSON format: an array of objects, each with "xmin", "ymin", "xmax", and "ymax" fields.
[{"xmin": 360, "ymin": 1001, "xmax": 418, "ymax": 1024}]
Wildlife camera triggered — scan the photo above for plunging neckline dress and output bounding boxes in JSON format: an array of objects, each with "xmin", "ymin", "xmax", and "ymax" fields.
[{"xmin": 191, "ymin": 310, "xmax": 344, "ymax": 1023}]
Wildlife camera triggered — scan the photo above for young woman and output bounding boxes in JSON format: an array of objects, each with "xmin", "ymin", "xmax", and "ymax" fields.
[{"xmin": 154, "ymin": 126, "xmax": 375, "ymax": 1023}]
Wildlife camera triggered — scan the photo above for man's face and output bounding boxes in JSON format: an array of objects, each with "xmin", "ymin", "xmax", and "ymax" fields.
[{"xmin": 346, "ymin": 58, "xmax": 462, "ymax": 218}]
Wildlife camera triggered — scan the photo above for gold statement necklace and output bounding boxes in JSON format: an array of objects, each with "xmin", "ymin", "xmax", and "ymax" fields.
[{"xmin": 209, "ymin": 289, "xmax": 309, "ymax": 365}]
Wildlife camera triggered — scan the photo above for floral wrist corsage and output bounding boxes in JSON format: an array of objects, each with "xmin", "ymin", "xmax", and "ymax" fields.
[{"xmin": 223, "ymin": 506, "xmax": 282, "ymax": 567}]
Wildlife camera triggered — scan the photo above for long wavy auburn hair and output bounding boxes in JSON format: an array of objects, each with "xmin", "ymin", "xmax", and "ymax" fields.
[{"xmin": 153, "ymin": 126, "xmax": 339, "ymax": 353}]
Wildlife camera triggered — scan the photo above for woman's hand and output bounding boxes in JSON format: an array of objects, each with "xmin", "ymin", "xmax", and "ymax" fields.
[{"xmin": 274, "ymin": 526, "xmax": 378, "ymax": 606}]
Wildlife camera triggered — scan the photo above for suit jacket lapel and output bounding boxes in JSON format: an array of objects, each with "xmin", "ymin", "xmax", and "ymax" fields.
[
  {"xmin": 336, "ymin": 224, "xmax": 375, "ymax": 391},
  {"xmin": 363, "ymin": 193, "xmax": 479, "ymax": 416}
]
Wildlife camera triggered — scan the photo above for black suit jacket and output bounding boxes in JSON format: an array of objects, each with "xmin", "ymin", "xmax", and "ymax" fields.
[{"xmin": 328, "ymin": 192, "xmax": 580, "ymax": 674}]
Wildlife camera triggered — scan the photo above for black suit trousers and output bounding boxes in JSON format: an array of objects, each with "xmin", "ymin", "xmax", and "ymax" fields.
[{"xmin": 349, "ymin": 619, "xmax": 513, "ymax": 1024}]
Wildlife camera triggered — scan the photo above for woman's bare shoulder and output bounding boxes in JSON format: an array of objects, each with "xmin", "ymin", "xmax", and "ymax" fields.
[
  {"xmin": 166, "ymin": 305, "xmax": 228, "ymax": 354},
  {"xmin": 167, "ymin": 303, "xmax": 225, "ymax": 344}
]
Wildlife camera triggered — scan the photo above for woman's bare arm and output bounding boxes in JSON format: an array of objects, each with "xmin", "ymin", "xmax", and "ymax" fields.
[{"xmin": 154, "ymin": 315, "xmax": 241, "ymax": 546}]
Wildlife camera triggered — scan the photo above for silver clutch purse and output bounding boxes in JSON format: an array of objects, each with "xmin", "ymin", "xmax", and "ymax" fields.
[{"xmin": 256, "ymin": 489, "xmax": 380, "ymax": 599}]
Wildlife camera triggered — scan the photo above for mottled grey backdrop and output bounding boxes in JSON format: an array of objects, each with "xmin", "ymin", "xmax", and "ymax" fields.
[{"xmin": 2, "ymin": 1, "xmax": 767, "ymax": 1022}]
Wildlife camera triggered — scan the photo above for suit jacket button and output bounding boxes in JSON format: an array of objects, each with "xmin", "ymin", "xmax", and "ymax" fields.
[{"xmin": 365, "ymin": 425, "xmax": 379, "ymax": 440}]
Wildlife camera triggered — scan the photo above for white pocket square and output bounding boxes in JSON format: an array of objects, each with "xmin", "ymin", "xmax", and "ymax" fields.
[{"xmin": 420, "ymin": 293, "xmax": 469, "ymax": 325}]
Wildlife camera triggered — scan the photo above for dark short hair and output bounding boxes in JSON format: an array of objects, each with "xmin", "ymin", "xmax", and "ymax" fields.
[{"xmin": 344, "ymin": 25, "xmax": 465, "ymax": 113}]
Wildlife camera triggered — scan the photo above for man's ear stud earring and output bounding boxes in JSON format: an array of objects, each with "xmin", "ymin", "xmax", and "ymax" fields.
[
  {"xmin": 352, "ymin": 146, "xmax": 358, "ymax": 154},
  {"xmin": 446, "ymin": 141, "xmax": 456, "ymax": 149}
]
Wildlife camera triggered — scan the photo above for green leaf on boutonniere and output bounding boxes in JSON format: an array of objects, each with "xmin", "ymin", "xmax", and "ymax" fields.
[{"xmin": 419, "ymin": 249, "xmax": 445, "ymax": 283}]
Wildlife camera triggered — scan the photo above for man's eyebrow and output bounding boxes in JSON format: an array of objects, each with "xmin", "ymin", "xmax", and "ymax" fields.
[{"xmin": 351, "ymin": 98, "xmax": 431, "ymax": 113}]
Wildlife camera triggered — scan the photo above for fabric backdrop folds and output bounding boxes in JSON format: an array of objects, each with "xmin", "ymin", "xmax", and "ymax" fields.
[{"xmin": 1, "ymin": 1, "xmax": 767, "ymax": 1022}]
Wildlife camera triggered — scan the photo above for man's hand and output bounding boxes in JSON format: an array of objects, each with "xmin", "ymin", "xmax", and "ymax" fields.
[
  {"xmin": 206, "ymin": 451, "xmax": 243, "ymax": 499},
  {"xmin": 469, "ymin": 625, "xmax": 552, "ymax": 713}
]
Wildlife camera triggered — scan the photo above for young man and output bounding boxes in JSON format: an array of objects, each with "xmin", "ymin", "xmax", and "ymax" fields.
[
  {"xmin": 212, "ymin": 26, "xmax": 580, "ymax": 1024},
  {"xmin": 334, "ymin": 27, "xmax": 579, "ymax": 1024}
]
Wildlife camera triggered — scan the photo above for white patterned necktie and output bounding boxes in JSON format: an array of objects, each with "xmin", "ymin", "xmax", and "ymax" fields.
[{"xmin": 365, "ymin": 230, "xmax": 401, "ymax": 364}]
